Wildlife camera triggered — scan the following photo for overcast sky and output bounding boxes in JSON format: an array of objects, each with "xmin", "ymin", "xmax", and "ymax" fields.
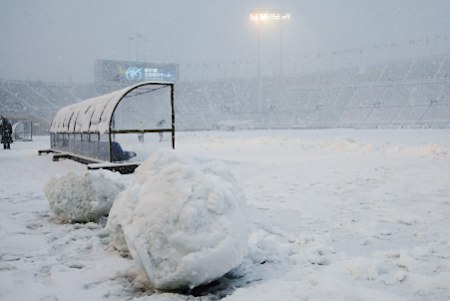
[{"xmin": 1, "ymin": 0, "xmax": 450, "ymax": 82}]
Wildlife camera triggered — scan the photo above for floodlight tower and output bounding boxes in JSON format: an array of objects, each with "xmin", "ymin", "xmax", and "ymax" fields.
[{"xmin": 249, "ymin": 11, "xmax": 291, "ymax": 77}]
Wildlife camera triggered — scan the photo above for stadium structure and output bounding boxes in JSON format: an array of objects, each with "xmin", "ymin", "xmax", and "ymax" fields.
[{"xmin": 1, "ymin": 53, "xmax": 450, "ymax": 133}]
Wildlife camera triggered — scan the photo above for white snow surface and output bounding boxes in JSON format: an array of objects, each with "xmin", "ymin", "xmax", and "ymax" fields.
[
  {"xmin": 107, "ymin": 150, "xmax": 248, "ymax": 290},
  {"xmin": 0, "ymin": 129, "xmax": 449, "ymax": 301},
  {"xmin": 44, "ymin": 170, "xmax": 125, "ymax": 223}
]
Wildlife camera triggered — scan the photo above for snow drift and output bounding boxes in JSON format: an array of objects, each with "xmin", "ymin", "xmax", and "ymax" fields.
[
  {"xmin": 106, "ymin": 150, "xmax": 248, "ymax": 291},
  {"xmin": 44, "ymin": 170, "xmax": 124, "ymax": 223}
]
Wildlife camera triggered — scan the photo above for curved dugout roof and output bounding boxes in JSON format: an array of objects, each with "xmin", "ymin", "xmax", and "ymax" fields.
[{"xmin": 50, "ymin": 81, "xmax": 172, "ymax": 135}]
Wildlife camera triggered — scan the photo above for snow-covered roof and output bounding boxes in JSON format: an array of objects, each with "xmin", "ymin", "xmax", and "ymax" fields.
[{"xmin": 50, "ymin": 81, "xmax": 172, "ymax": 135}]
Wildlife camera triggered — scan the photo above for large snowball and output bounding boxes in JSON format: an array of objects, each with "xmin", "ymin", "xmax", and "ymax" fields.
[
  {"xmin": 106, "ymin": 150, "xmax": 248, "ymax": 291},
  {"xmin": 45, "ymin": 170, "xmax": 124, "ymax": 223}
]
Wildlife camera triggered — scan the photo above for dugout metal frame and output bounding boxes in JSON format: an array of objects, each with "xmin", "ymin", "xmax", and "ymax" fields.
[
  {"xmin": 12, "ymin": 120, "xmax": 33, "ymax": 141},
  {"xmin": 44, "ymin": 81, "xmax": 175, "ymax": 165}
]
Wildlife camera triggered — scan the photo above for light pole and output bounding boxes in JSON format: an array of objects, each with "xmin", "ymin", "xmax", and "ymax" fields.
[
  {"xmin": 257, "ymin": 24, "xmax": 261, "ymax": 78},
  {"xmin": 249, "ymin": 11, "xmax": 291, "ymax": 77},
  {"xmin": 136, "ymin": 33, "xmax": 143, "ymax": 61},
  {"xmin": 128, "ymin": 33, "xmax": 144, "ymax": 62},
  {"xmin": 279, "ymin": 20, "xmax": 284, "ymax": 76},
  {"xmin": 128, "ymin": 36, "xmax": 133, "ymax": 61}
]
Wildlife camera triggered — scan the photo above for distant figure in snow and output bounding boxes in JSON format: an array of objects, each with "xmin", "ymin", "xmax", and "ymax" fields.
[
  {"xmin": 1, "ymin": 118, "xmax": 13, "ymax": 150},
  {"xmin": 157, "ymin": 119, "xmax": 166, "ymax": 142},
  {"xmin": 138, "ymin": 121, "xmax": 145, "ymax": 143}
]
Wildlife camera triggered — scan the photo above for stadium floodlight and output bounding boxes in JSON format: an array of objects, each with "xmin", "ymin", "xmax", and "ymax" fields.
[
  {"xmin": 249, "ymin": 11, "xmax": 291, "ymax": 77},
  {"xmin": 249, "ymin": 11, "xmax": 291, "ymax": 23}
]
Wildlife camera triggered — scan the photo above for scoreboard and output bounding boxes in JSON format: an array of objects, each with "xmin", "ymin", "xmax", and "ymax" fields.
[{"xmin": 94, "ymin": 59, "xmax": 178, "ymax": 83}]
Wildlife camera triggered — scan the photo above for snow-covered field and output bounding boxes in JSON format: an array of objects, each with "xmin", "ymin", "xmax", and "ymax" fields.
[{"xmin": 0, "ymin": 129, "xmax": 449, "ymax": 301}]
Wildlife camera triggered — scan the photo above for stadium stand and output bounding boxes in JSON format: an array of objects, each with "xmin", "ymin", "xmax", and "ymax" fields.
[{"xmin": 1, "ymin": 53, "xmax": 450, "ymax": 132}]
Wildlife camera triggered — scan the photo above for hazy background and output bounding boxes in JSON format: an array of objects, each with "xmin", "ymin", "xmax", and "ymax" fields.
[{"xmin": 1, "ymin": 0, "xmax": 450, "ymax": 83}]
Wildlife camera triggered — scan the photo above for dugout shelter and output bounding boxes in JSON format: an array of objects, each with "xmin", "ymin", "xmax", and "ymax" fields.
[{"xmin": 42, "ymin": 81, "xmax": 175, "ymax": 172}]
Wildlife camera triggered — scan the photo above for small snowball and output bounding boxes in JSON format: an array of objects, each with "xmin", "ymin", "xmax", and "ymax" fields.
[
  {"xmin": 107, "ymin": 150, "xmax": 248, "ymax": 290},
  {"xmin": 44, "ymin": 170, "xmax": 124, "ymax": 223}
]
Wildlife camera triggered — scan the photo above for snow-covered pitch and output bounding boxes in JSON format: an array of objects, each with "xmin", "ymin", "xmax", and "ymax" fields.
[{"xmin": 0, "ymin": 129, "xmax": 449, "ymax": 301}]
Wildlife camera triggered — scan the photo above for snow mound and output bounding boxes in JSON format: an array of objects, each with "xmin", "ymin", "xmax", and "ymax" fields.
[
  {"xmin": 390, "ymin": 144, "xmax": 449, "ymax": 157},
  {"xmin": 106, "ymin": 150, "xmax": 248, "ymax": 291},
  {"xmin": 44, "ymin": 170, "xmax": 125, "ymax": 223}
]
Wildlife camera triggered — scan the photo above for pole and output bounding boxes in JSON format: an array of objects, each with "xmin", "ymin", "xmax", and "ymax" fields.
[
  {"xmin": 279, "ymin": 21, "xmax": 284, "ymax": 76},
  {"xmin": 136, "ymin": 37, "xmax": 139, "ymax": 61},
  {"xmin": 257, "ymin": 24, "xmax": 261, "ymax": 78},
  {"xmin": 128, "ymin": 38, "xmax": 131, "ymax": 61},
  {"xmin": 256, "ymin": 24, "xmax": 262, "ymax": 112},
  {"xmin": 170, "ymin": 84, "xmax": 175, "ymax": 150}
]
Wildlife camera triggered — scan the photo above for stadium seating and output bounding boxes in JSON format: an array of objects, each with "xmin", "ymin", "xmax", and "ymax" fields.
[{"xmin": 1, "ymin": 53, "xmax": 450, "ymax": 131}]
